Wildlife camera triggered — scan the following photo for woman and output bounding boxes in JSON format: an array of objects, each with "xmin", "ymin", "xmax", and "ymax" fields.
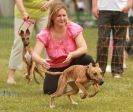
[
  {"xmin": 7, "ymin": 0, "xmax": 55, "ymax": 84},
  {"xmin": 32, "ymin": 2, "xmax": 94, "ymax": 94}
]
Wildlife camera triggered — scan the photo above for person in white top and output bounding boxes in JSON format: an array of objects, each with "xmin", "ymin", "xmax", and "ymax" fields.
[
  {"xmin": 128, "ymin": 8, "xmax": 133, "ymax": 41},
  {"xmin": 92, "ymin": 0, "xmax": 133, "ymax": 78},
  {"xmin": 77, "ymin": 0, "xmax": 85, "ymax": 12}
]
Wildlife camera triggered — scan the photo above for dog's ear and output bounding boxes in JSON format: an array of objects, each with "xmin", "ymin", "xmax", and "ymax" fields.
[
  {"xmin": 88, "ymin": 63, "xmax": 93, "ymax": 68},
  {"xmin": 95, "ymin": 63, "xmax": 99, "ymax": 67},
  {"xmin": 19, "ymin": 30, "xmax": 24, "ymax": 36},
  {"xmin": 26, "ymin": 29, "xmax": 30, "ymax": 35}
]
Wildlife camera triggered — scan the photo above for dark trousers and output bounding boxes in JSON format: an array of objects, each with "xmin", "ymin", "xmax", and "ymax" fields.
[
  {"xmin": 129, "ymin": 16, "xmax": 133, "ymax": 41},
  {"xmin": 43, "ymin": 54, "xmax": 94, "ymax": 95},
  {"xmin": 97, "ymin": 11, "xmax": 129, "ymax": 75}
]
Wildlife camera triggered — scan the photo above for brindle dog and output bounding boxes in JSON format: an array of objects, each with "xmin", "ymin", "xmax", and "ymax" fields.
[
  {"xmin": 19, "ymin": 29, "xmax": 45, "ymax": 84},
  {"xmin": 48, "ymin": 63, "xmax": 104, "ymax": 108}
]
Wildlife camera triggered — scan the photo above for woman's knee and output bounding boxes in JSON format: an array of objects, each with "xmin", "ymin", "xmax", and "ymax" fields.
[
  {"xmin": 81, "ymin": 54, "xmax": 95, "ymax": 64},
  {"xmin": 71, "ymin": 54, "xmax": 95, "ymax": 65}
]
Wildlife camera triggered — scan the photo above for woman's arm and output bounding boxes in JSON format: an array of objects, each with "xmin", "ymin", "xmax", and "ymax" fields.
[
  {"xmin": 40, "ymin": 0, "xmax": 55, "ymax": 11},
  {"xmin": 15, "ymin": 0, "xmax": 29, "ymax": 19},
  {"xmin": 71, "ymin": 32, "xmax": 87, "ymax": 57},
  {"xmin": 32, "ymin": 40, "xmax": 50, "ymax": 69},
  {"xmin": 63, "ymin": 32, "xmax": 87, "ymax": 63}
]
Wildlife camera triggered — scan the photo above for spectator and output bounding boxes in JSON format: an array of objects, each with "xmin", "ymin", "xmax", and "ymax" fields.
[
  {"xmin": 92, "ymin": 0, "xmax": 133, "ymax": 78},
  {"xmin": 129, "ymin": 8, "xmax": 133, "ymax": 41},
  {"xmin": 77, "ymin": 0, "xmax": 85, "ymax": 13},
  {"xmin": 7, "ymin": 0, "xmax": 55, "ymax": 84},
  {"xmin": 32, "ymin": 2, "xmax": 94, "ymax": 94}
]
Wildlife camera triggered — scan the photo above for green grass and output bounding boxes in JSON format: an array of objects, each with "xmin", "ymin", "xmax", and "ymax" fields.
[{"xmin": 0, "ymin": 27, "xmax": 133, "ymax": 112}]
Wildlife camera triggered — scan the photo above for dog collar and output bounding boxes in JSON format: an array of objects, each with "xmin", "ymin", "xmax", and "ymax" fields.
[{"xmin": 85, "ymin": 67, "xmax": 91, "ymax": 80}]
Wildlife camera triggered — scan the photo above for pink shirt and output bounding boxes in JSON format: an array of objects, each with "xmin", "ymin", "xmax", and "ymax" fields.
[{"xmin": 36, "ymin": 22, "xmax": 83, "ymax": 68}]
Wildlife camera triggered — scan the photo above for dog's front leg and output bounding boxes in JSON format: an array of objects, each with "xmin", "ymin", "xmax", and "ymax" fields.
[
  {"xmin": 29, "ymin": 61, "xmax": 36, "ymax": 81},
  {"xmin": 25, "ymin": 62, "xmax": 31, "ymax": 82},
  {"xmin": 89, "ymin": 83, "xmax": 99, "ymax": 97},
  {"xmin": 75, "ymin": 80, "xmax": 88, "ymax": 99}
]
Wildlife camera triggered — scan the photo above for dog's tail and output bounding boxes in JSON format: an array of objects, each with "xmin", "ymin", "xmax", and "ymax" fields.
[{"xmin": 45, "ymin": 71, "xmax": 62, "ymax": 75}]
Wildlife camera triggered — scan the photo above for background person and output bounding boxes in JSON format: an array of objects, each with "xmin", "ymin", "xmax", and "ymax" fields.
[
  {"xmin": 7, "ymin": 0, "xmax": 55, "ymax": 84},
  {"xmin": 128, "ymin": 7, "xmax": 133, "ymax": 41},
  {"xmin": 77, "ymin": 0, "xmax": 85, "ymax": 13},
  {"xmin": 32, "ymin": 2, "xmax": 95, "ymax": 94},
  {"xmin": 92, "ymin": 0, "xmax": 133, "ymax": 78}
]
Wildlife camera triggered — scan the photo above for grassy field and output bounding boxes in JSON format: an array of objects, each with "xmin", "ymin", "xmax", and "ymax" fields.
[{"xmin": 0, "ymin": 27, "xmax": 133, "ymax": 112}]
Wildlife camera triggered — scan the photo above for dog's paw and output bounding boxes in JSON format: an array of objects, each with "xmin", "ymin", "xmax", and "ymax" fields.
[
  {"xmin": 25, "ymin": 74, "xmax": 29, "ymax": 79},
  {"xmin": 29, "ymin": 78, "xmax": 33, "ymax": 82},
  {"xmin": 49, "ymin": 104, "xmax": 55, "ymax": 108},
  {"xmin": 72, "ymin": 101, "xmax": 78, "ymax": 105},
  {"xmin": 80, "ymin": 94, "xmax": 87, "ymax": 99},
  {"xmin": 79, "ymin": 91, "xmax": 87, "ymax": 99},
  {"xmin": 89, "ymin": 94, "xmax": 95, "ymax": 97},
  {"xmin": 89, "ymin": 92, "xmax": 97, "ymax": 97}
]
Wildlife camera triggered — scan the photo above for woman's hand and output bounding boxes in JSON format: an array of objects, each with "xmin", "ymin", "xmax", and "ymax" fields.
[
  {"xmin": 22, "ymin": 11, "xmax": 29, "ymax": 20},
  {"xmin": 22, "ymin": 12, "xmax": 35, "ymax": 24},
  {"xmin": 122, "ymin": 5, "xmax": 130, "ymax": 13},
  {"xmin": 41, "ymin": 59, "xmax": 50, "ymax": 69},
  {"xmin": 63, "ymin": 52, "xmax": 73, "ymax": 64},
  {"xmin": 40, "ymin": 1, "xmax": 52, "ymax": 11}
]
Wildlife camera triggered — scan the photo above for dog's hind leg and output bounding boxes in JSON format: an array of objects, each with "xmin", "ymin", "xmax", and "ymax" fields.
[
  {"xmin": 66, "ymin": 82, "xmax": 79, "ymax": 94},
  {"xmin": 49, "ymin": 96, "xmax": 56, "ymax": 108},
  {"xmin": 49, "ymin": 83, "xmax": 67, "ymax": 108},
  {"xmin": 66, "ymin": 82, "xmax": 79, "ymax": 104},
  {"xmin": 49, "ymin": 76, "xmax": 67, "ymax": 108},
  {"xmin": 67, "ymin": 95, "xmax": 78, "ymax": 105},
  {"xmin": 51, "ymin": 77, "xmax": 67, "ymax": 97}
]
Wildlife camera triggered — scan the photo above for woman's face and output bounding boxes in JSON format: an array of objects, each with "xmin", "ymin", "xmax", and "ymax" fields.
[{"xmin": 52, "ymin": 8, "xmax": 68, "ymax": 27}]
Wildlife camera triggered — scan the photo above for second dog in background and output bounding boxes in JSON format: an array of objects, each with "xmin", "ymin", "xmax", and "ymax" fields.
[{"xmin": 19, "ymin": 28, "xmax": 45, "ymax": 84}]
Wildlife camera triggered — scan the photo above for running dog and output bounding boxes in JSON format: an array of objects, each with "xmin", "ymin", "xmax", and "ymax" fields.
[
  {"xmin": 19, "ymin": 29, "xmax": 45, "ymax": 84},
  {"xmin": 48, "ymin": 63, "xmax": 104, "ymax": 108}
]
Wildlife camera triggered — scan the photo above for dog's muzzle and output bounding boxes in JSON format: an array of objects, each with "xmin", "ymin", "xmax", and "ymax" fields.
[
  {"xmin": 98, "ymin": 79, "xmax": 104, "ymax": 85},
  {"xmin": 24, "ymin": 42, "xmax": 29, "ymax": 47}
]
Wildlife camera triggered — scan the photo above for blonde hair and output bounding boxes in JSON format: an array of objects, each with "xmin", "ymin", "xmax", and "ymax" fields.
[{"xmin": 46, "ymin": 2, "xmax": 68, "ymax": 29}]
